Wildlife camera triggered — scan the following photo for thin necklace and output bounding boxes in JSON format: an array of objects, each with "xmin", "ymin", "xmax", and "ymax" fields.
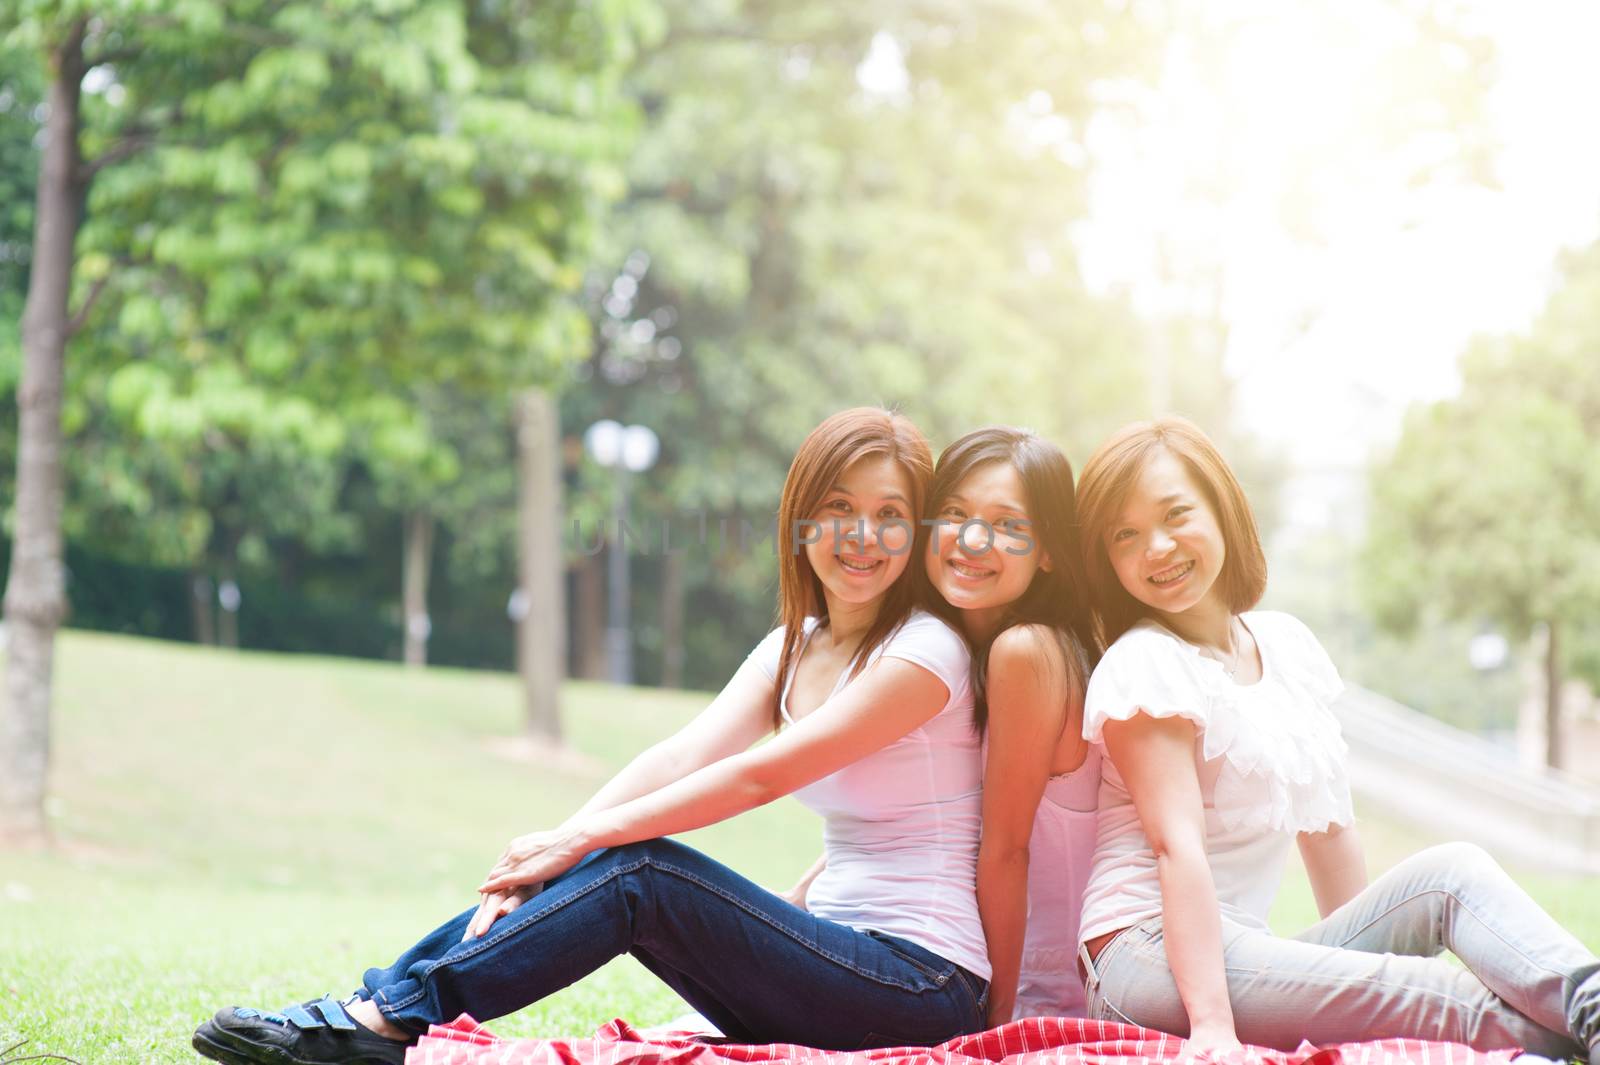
[{"xmin": 1213, "ymin": 618, "xmax": 1242, "ymax": 677}]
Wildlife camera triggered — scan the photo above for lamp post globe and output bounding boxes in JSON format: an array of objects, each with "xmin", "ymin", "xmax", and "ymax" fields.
[
  {"xmin": 621, "ymin": 424, "xmax": 660, "ymax": 473},
  {"xmin": 584, "ymin": 419, "xmax": 625, "ymax": 468}
]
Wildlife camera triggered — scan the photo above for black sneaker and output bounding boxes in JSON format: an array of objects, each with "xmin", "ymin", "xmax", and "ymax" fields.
[{"xmin": 192, "ymin": 995, "xmax": 410, "ymax": 1065}]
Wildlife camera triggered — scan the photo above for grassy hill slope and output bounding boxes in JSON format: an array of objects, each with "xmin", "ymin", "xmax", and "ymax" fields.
[{"xmin": 0, "ymin": 631, "xmax": 1593, "ymax": 1062}]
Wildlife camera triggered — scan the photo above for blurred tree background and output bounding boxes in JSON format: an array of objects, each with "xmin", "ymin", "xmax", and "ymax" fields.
[
  {"xmin": 3, "ymin": 0, "xmax": 1595, "ymax": 770},
  {"xmin": 1358, "ymin": 240, "xmax": 1600, "ymax": 764},
  {"xmin": 3, "ymin": 0, "xmax": 1187, "ymax": 696},
  {"xmin": 1, "ymin": 37, "xmax": 39, "ymax": 504}
]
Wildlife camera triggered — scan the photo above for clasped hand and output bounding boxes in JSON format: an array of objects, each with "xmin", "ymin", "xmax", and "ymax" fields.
[{"xmin": 461, "ymin": 826, "xmax": 590, "ymax": 940}]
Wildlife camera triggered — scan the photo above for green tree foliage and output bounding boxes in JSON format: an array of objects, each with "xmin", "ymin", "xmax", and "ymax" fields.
[
  {"xmin": 557, "ymin": 0, "xmax": 1168, "ymax": 687},
  {"xmin": 1361, "ymin": 241, "xmax": 1600, "ymax": 762},
  {"xmin": 66, "ymin": 0, "xmax": 658, "ymax": 581},
  {"xmin": 565, "ymin": 0, "xmax": 1494, "ymax": 688},
  {"xmin": 1270, "ymin": 528, "xmax": 1523, "ymax": 733},
  {"xmin": 622, "ymin": 0, "xmax": 1158, "ymax": 447},
  {"xmin": 4, "ymin": 0, "xmax": 1510, "ymax": 701},
  {"xmin": 1, "ymin": 0, "xmax": 658, "ymax": 837},
  {"xmin": 0, "ymin": 0, "xmax": 656, "ymax": 660}
]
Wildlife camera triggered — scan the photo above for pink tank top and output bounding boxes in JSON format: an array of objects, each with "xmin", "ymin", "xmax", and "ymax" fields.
[{"xmin": 1013, "ymin": 744, "xmax": 1101, "ymax": 1019}]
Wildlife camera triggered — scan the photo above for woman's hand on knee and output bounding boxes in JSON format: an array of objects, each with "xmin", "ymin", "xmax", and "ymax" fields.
[
  {"xmin": 463, "ymin": 884, "xmax": 541, "ymax": 940},
  {"xmin": 463, "ymin": 825, "xmax": 592, "ymax": 939},
  {"xmin": 479, "ymin": 826, "xmax": 592, "ymax": 895}
]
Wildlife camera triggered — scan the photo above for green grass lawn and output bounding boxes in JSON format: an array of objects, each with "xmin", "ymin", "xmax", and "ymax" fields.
[{"xmin": 0, "ymin": 630, "xmax": 1595, "ymax": 1062}]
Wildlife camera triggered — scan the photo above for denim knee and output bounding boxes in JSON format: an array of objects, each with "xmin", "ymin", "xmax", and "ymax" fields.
[
  {"xmin": 552, "ymin": 839, "xmax": 660, "ymax": 880},
  {"xmin": 1418, "ymin": 841, "xmax": 1501, "ymax": 889},
  {"xmin": 573, "ymin": 838, "xmax": 685, "ymax": 880}
]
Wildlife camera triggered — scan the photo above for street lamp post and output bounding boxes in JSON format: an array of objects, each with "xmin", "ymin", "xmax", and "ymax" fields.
[{"xmin": 585, "ymin": 419, "xmax": 659, "ymax": 685}]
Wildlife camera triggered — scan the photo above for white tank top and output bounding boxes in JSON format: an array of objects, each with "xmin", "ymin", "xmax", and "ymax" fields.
[
  {"xmin": 1013, "ymin": 744, "xmax": 1101, "ymax": 1020},
  {"xmin": 746, "ymin": 610, "xmax": 991, "ymax": 980}
]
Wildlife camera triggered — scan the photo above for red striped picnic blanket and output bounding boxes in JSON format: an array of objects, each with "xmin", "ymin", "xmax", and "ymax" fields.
[{"xmin": 402, "ymin": 1015, "xmax": 1522, "ymax": 1065}]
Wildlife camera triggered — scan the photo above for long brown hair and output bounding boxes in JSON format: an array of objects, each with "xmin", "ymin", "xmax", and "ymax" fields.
[
  {"xmin": 771, "ymin": 407, "xmax": 934, "ymax": 728},
  {"xmin": 922, "ymin": 427, "xmax": 1101, "ymax": 733},
  {"xmin": 1076, "ymin": 416, "xmax": 1267, "ymax": 647}
]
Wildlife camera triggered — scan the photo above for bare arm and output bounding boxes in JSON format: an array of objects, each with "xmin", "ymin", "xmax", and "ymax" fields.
[
  {"xmin": 977, "ymin": 627, "xmax": 1080, "ymax": 1027},
  {"xmin": 1103, "ymin": 714, "xmax": 1239, "ymax": 1053},
  {"xmin": 480, "ymin": 656, "xmax": 953, "ymax": 893},
  {"xmin": 1298, "ymin": 822, "xmax": 1367, "ymax": 918}
]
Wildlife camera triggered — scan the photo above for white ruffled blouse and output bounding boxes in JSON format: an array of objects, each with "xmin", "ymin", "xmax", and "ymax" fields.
[{"xmin": 1076, "ymin": 611, "xmax": 1355, "ymax": 942}]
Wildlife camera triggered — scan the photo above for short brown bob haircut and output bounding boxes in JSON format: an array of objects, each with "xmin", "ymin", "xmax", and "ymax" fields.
[{"xmin": 1075, "ymin": 416, "xmax": 1267, "ymax": 647}]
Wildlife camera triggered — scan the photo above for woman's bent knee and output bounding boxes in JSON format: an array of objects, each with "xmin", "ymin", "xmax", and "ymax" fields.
[
  {"xmin": 1413, "ymin": 841, "xmax": 1502, "ymax": 887},
  {"xmin": 584, "ymin": 838, "xmax": 686, "ymax": 870}
]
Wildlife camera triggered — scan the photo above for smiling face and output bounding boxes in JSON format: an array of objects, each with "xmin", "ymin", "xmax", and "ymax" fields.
[
  {"xmin": 1105, "ymin": 447, "xmax": 1228, "ymax": 620},
  {"xmin": 803, "ymin": 454, "xmax": 917, "ymax": 611},
  {"xmin": 926, "ymin": 460, "xmax": 1049, "ymax": 628}
]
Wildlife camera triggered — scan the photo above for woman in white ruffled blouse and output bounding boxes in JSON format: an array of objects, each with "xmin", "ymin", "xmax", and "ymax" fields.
[{"xmin": 1069, "ymin": 415, "xmax": 1599, "ymax": 1062}]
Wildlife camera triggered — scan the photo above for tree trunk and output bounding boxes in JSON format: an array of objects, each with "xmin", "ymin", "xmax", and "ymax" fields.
[
  {"xmin": 0, "ymin": 20, "xmax": 86, "ymax": 848},
  {"xmin": 660, "ymin": 550, "xmax": 685, "ymax": 689},
  {"xmin": 1545, "ymin": 619, "xmax": 1562, "ymax": 771},
  {"xmin": 402, "ymin": 510, "xmax": 434, "ymax": 668},
  {"xmin": 514, "ymin": 389, "xmax": 564, "ymax": 741},
  {"xmin": 574, "ymin": 552, "xmax": 606, "ymax": 680},
  {"xmin": 217, "ymin": 553, "xmax": 240, "ymax": 651},
  {"xmin": 210, "ymin": 521, "xmax": 245, "ymax": 650},
  {"xmin": 189, "ymin": 570, "xmax": 216, "ymax": 645}
]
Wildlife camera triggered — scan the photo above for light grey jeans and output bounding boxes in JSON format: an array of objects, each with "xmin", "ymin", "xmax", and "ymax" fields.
[{"xmin": 1081, "ymin": 843, "xmax": 1599, "ymax": 1057}]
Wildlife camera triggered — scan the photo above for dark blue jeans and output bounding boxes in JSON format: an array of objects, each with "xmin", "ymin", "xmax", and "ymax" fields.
[{"xmin": 361, "ymin": 837, "xmax": 988, "ymax": 1050}]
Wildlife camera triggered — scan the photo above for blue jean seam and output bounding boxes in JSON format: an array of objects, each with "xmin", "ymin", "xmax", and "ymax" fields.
[
  {"xmin": 648, "ymin": 858, "xmax": 948, "ymax": 991},
  {"xmin": 376, "ymin": 854, "xmax": 660, "ymax": 1017},
  {"xmin": 375, "ymin": 854, "xmax": 650, "ymax": 1017},
  {"xmin": 948, "ymin": 966, "xmax": 984, "ymax": 1027},
  {"xmin": 864, "ymin": 930, "xmax": 958, "ymax": 988},
  {"xmin": 376, "ymin": 850, "xmax": 937, "ymax": 1020}
]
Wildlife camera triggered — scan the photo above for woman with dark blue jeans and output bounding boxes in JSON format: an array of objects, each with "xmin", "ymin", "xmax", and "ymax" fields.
[
  {"xmin": 195, "ymin": 409, "xmax": 991, "ymax": 1065},
  {"xmin": 359, "ymin": 838, "xmax": 986, "ymax": 1049}
]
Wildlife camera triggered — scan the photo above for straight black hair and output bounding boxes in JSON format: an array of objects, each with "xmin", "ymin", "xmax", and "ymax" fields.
[{"xmin": 923, "ymin": 427, "xmax": 1102, "ymax": 733}]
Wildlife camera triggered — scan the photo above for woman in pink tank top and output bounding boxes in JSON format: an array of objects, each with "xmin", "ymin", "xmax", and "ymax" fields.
[
  {"xmin": 784, "ymin": 426, "xmax": 1105, "ymax": 1025},
  {"xmin": 920, "ymin": 427, "xmax": 1103, "ymax": 1026}
]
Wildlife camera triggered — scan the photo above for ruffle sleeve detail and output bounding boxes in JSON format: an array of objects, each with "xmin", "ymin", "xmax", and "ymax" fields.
[
  {"xmin": 1088, "ymin": 618, "xmax": 1354, "ymax": 835},
  {"xmin": 1223, "ymin": 612, "xmax": 1352, "ymax": 834},
  {"xmin": 1271, "ymin": 610, "xmax": 1345, "ymax": 705},
  {"xmin": 1083, "ymin": 625, "xmax": 1212, "ymax": 744}
]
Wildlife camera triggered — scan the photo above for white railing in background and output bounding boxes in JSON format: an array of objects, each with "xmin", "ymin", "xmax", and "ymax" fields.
[{"xmin": 1336, "ymin": 685, "xmax": 1600, "ymax": 875}]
